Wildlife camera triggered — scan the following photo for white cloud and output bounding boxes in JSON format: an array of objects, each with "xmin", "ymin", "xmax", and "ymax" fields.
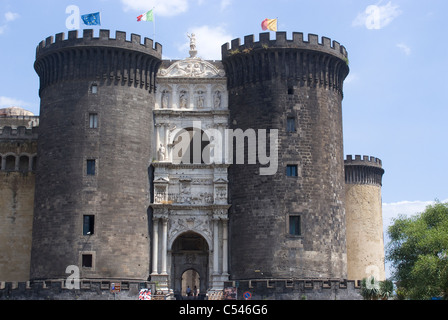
[
  {"xmin": 344, "ymin": 73, "xmax": 359, "ymax": 85},
  {"xmin": 0, "ymin": 96, "xmax": 31, "ymax": 108},
  {"xmin": 121, "ymin": 0, "xmax": 189, "ymax": 17},
  {"xmin": 4, "ymin": 12, "xmax": 19, "ymax": 22},
  {"xmin": 179, "ymin": 25, "xmax": 233, "ymax": 60},
  {"xmin": 221, "ymin": 0, "xmax": 232, "ymax": 11},
  {"xmin": 0, "ymin": 11, "xmax": 19, "ymax": 35},
  {"xmin": 382, "ymin": 198, "xmax": 448, "ymax": 234},
  {"xmin": 352, "ymin": 2, "xmax": 402, "ymax": 30},
  {"xmin": 396, "ymin": 43, "xmax": 411, "ymax": 56}
]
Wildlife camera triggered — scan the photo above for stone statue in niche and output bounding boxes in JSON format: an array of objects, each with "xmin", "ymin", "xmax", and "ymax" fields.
[
  {"xmin": 161, "ymin": 90, "xmax": 169, "ymax": 108},
  {"xmin": 196, "ymin": 90, "xmax": 205, "ymax": 109},
  {"xmin": 213, "ymin": 90, "xmax": 221, "ymax": 109},
  {"xmin": 179, "ymin": 91, "xmax": 188, "ymax": 109},
  {"xmin": 158, "ymin": 143, "xmax": 166, "ymax": 161}
]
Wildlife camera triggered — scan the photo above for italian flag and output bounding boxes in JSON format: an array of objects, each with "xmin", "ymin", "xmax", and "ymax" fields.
[{"xmin": 137, "ymin": 9, "xmax": 154, "ymax": 22}]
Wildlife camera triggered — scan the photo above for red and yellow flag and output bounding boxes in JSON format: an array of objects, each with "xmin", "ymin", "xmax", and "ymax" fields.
[{"xmin": 261, "ymin": 18, "xmax": 277, "ymax": 31}]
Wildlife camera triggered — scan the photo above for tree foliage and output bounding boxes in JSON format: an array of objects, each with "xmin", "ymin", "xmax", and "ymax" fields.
[{"xmin": 386, "ymin": 201, "xmax": 448, "ymax": 299}]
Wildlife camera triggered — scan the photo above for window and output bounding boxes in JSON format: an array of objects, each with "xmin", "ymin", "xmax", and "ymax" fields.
[
  {"xmin": 287, "ymin": 117, "xmax": 296, "ymax": 132},
  {"xmin": 289, "ymin": 215, "xmax": 301, "ymax": 236},
  {"xmin": 83, "ymin": 215, "xmax": 95, "ymax": 235},
  {"xmin": 5, "ymin": 155, "xmax": 15, "ymax": 171},
  {"xmin": 288, "ymin": 87, "xmax": 294, "ymax": 95},
  {"xmin": 89, "ymin": 113, "xmax": 98, "ymax": 128},
  {"xmin": 91, "ymin": 84, "xmax": 98, "ymax": 94},
  {"xmin": 286, "ymin": 165, "xmax": 298, "ymax": 177},
  {"xmin": 82, "ymin": 254, "xmax": 93, "ymax": 268},
  {"xmin": 86, "ymin": 159, "xmax": 96, "ymax": 175}
]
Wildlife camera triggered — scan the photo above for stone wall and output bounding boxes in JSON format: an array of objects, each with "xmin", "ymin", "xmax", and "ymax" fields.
[
  {"xmin": 224, "ymin": 279, "xmax": 361, "ymax": 300},
  {"xmin": 0, "ymin": 279, "xmax": 361, "ymax": 300},
  {"xmin": 0, "ymin": 172, "xmax": 35, "ymax": 281},
  {"xmin": 345, "ymin": 184, "xmax": 385, "ymax": 281}
]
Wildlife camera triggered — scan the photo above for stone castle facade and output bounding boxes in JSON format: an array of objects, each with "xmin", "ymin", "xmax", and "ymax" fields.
[{"xmin": 0, "ymin": 29, "xmax": 385, "ymax": 299}]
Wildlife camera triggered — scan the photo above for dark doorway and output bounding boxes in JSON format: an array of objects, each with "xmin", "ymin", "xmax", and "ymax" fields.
[{"xmin": 171, "ymin": 232, "xmax": 209, "ymax": 299}]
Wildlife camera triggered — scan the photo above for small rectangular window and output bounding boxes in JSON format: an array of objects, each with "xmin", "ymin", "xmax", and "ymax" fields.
[
  {"xmin": 286, "ymin": 165, "xmax": 298, "ymax": 177},
  {"xmin": 289, "ymin": 216, "xmax": 301, "ymax": 236},
  {"xmin": 82, "ymin": 254, "xmax": 93, "ymax": 268},
  {"xmin": 83, "ymin": 215, "xmax": 95, "ymax": 235},
  {"xmin": 91, "ymin": 84, "xmax": 98, "ymax": 94},
  {"xmin": 86, "ymin": 159, "xmax": 96, "ymax": 175},
  {"xmin": 287, "ymin": 117, "xmax": 296, "ymax": 132},
  {"xmin": 89, "ymin": 113, "xmax": 98, "ymax": 128}
]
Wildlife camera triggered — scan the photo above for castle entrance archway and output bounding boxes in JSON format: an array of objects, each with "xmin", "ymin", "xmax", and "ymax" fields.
[
  {"xmin": 171, "ymin": 231, "xmax": 209, "ymax": 297},
  {"xmin": 182, "ymin": 269, "xmax": 200, "ymax": 297}
]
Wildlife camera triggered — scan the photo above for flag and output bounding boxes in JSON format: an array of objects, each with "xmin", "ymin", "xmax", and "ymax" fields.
[
  {"xmin": 137, "ymin": 9, "xmax": 154, "ymax": 22},
  {"xmin": 81, "ymin": 12, "xmax": 101, "ymax": 26},
  {"xmin": 261, "ymin": 18, "xmax": 277, "ymax": 31}
]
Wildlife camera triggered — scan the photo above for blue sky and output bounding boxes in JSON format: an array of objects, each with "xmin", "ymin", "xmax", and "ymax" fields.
[{"xmin": 1, "ymin": 0, "xmax": 447, "ymax": 276}]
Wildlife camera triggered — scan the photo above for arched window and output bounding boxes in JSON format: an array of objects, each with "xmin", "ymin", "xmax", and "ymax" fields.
[{"xmin": 5, "ymin": 155, "xmax": 16, "ymax": 171}]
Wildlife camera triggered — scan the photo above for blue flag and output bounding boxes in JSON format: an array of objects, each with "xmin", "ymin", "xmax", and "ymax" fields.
[{"xmin": 81, "ymin": 12, "xmax": 101, "ymax": 26}]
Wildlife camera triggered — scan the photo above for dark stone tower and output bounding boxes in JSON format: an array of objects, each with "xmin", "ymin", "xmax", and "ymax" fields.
[
  {"xmin": 222, "ymin": 32, "xmax": 349, "ymax": 279},
  {"xmin": 30, "ymin": 30, "xmax": 161, "ymax": 280}
]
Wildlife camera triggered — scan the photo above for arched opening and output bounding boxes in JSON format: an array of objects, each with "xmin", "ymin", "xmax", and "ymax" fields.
[
  {"xmin": 172, "ymin": 128, "xmax": 210, "ymax": 164},
  {"xmin": 171, "ymin": 231, "xmax": 209, "ymax": 299},
  {"xmin": 182, "ymin": 269, "xmax": 200, "ymax": 297},
  {"xmin": 5, "ymin": 155, "xmax": 15, "ymax": 171}
]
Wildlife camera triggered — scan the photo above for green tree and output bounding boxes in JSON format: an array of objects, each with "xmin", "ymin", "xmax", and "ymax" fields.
[{"xmin": 386, "ymin": 201, "xmax": 448, "ymax": 300}]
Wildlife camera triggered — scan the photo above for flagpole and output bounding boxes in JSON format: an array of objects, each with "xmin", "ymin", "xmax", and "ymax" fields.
[{"xmin": 153, "ymin": 7, "xmax": 156, "ymax": 43}]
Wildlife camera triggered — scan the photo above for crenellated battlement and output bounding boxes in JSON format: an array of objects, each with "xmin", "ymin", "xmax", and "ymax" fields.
[
  {"xmin": 221, "ymin": 32, "xmax": 349, "ymax": 91},
  {"xmin": 34, "ymin": 29, "xmax": 162, "ymax": 94},
  {"xmin": 344, "ymin": 154, "xmax": 383, "ymax": 168},
  {"xmin": 344, "ymin": 155, "xmax": 385, "ymax": 186},
  {"xmin": 36, "ymin": 29, "xmax": 162, "ymax": 58},
  {"xmin": 0, "ymin": 126, "xmax": 38, "ymax": 140},
  {"xmin": 0, "ymin": 279, "xmax": 361, "ymax": 300},
  {"xmin": 222, "ymin": 32, "xmax": 348, "ymax": 59}
]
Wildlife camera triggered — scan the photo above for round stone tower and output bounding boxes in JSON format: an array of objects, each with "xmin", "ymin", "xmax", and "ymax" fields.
[
  {"xmin": 344, "ymin": 155, "xmax": 386, "ymax": 281},
  {"xmin": 221, "ymin": 32, "xmax": 349, "ymax": 279},
  {"xmin": 30, "ymin": 29, "xmax": 161, "ymax": 281}
]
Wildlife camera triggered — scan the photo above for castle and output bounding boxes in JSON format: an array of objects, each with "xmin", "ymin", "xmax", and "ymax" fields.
[{"xmin": 0, "ymin": 29, "xmax": 385, "ymax": 300}]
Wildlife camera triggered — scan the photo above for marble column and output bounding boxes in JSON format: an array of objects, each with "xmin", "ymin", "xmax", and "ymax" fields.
[
  {"xmin": 222, "ymin": 218, "xmax": 229, "ymax": 275},
  {"xmin": 151, "ymin": 218, "xmax": 159, "ymax": 275},
  {"xmin": 161, "ymin": 218, "xmax": 168, "ymax": 275},
  {"xmin": 213, "ymin": 218, "xmax": 219, "ymax": 274}
]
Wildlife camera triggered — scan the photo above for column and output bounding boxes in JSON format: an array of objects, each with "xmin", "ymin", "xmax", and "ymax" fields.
[
  {"xmin": 151, "ymin": 218, "xmax": 159, "ymax": 275},
  {"xmin": 161, "ymin": 218, "xmax": 168, "ymax": 275},
  {"xmin": 164, "ymin": 124, "xmax": 169, "ymax": 162},
  {"xmin": 155, "ymin": 124, "xmax": 161, "ymax": 153},
  {"xmin": 213, "ymin": 219, "xmax": 219, "ymax": 274},
  {"xmin": 222, "ymin": 218, "xmax": 229, "ymax": 275}
]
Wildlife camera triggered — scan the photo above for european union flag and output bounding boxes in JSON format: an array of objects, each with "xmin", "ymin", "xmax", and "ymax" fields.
[{"xmin": 81, "ymin": 12, "xmax": 101, "ymax": 26}]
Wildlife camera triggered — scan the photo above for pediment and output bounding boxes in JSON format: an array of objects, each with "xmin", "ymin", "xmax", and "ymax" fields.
[
  {"xmin": 159, "ymin": 58, "xmax": 225, "ymax": 78},
  {"xmin": 154, "ymin": 177, "xmax": 169, "ymax": 183}
]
